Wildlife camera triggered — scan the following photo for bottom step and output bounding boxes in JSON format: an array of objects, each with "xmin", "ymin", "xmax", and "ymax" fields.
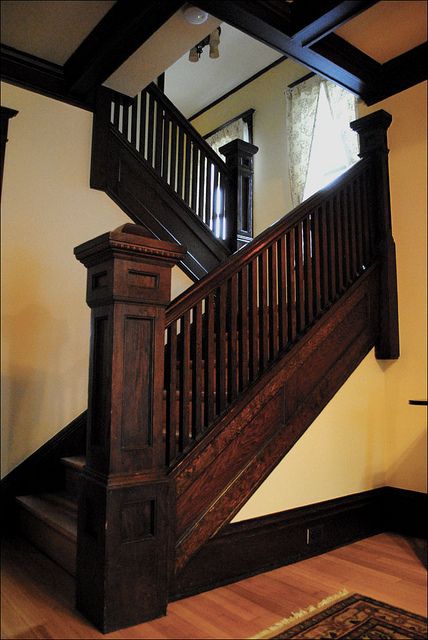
[{"xmin": 16, "ymin": 494, "xmax": 77, "ymax": 575}]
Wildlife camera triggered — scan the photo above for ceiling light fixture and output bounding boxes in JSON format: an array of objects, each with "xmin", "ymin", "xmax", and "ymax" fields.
[
  {"xmin": 183, "ymin": 5, "xmax": 209, "ymax": 25},
  {"xmin": 188, "ymin": 27, "xmax": 221, "ymax": 62}
]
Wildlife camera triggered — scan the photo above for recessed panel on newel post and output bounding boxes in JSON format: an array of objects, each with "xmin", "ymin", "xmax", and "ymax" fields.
[{"xmin": 74, "ymin": 224, "xmax": 186, "ymax": 633}]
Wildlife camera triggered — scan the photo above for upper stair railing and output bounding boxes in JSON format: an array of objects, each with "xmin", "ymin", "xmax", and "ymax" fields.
[{"xmin": 109, "ymin": 83, "xmax": 258, "ymax": 251}]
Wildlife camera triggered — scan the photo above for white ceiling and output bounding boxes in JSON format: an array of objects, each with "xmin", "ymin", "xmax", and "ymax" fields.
[
  {"xmin": 0, "ymin": 0, "xmax": 115, "ymax": 65},
  {"xmin": 164, "ymin": 23, "xmax": 284, "ymax": 118}
]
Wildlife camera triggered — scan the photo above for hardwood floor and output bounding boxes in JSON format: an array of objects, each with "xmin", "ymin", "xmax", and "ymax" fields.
[{"xmin": 1, "ymin": 533, "xmax": 426, "ymax": 639}]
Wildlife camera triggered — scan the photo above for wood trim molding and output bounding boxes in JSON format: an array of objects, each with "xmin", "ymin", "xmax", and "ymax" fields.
[
  {"xmin": 203, "ymin": 108, "xmax": 256, "ymax": 142},
  {"xmin": 172, "ymin": 487, "xmax": 427, "ymax": 599},
  {"xmin": 0, "ymin": 45, "xmax": 94, "ymax": 111}
]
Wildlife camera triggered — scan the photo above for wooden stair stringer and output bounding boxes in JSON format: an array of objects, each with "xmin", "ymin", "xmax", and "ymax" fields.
[{"xmin": 172, "ymin": 265, "xmax": 380, "ymax": 575}]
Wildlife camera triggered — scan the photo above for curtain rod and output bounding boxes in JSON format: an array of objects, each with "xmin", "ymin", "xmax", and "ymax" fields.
[{"xmin": 288, "ymin": 71, "xmax": 316, "ymax": 89}]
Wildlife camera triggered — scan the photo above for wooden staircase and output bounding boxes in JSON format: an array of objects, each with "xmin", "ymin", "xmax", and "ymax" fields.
[
  {"xmin": 91, "ymin": 83, "xmax": 258, "ymax": 281},
  {"xmin": 10, "ymin": 109, "xmax": 399, "ymax": 633}
]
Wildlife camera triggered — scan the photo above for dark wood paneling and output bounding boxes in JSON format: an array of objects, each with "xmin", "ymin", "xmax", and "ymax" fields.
[
  {"xmin": 172, "ymin": 487, "xmax": 427, "ymax": 599},
  {"xmin": 173, "ymin": 266, "xmax": 379, "ymax": 570}
]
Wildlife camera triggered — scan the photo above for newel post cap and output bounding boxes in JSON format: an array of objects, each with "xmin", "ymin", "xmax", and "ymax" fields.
[
  {"xmin": 219, "ymin": 139, "xmax": 259, "ymax": 160},
  {"xmin": 74, "ymin": 223, "xmax": 187, "ymax": 268},
  {"xmin": 350, "ymin": 109, "xmax": 392, "ymax": 157}
]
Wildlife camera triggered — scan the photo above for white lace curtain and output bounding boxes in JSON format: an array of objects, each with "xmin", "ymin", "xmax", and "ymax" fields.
[
  {"xmin": 286, "ymin": 76, "xmax": 359, "ymax": 207},
  {"xmin": 205, "ymin": 118, "xmax": 248, "ymax": 160}
]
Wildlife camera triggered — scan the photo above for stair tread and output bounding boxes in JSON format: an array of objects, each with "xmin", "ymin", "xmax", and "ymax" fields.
[
  {"xmin": 61, "ymin": 455, "xmax": 86, "ymax": 470},
  {"xmin": 16, "ymin": 494, "xmax": 77, "ymax": 541}
]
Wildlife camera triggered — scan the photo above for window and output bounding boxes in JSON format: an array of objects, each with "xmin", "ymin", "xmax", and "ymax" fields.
[
  {"xmin": 286, "ymin": 75, "xmax": 359, "ymax": 207},
  {"xmin": 204, "ymin": 109, "xmax": 255, "ymax": 160}
]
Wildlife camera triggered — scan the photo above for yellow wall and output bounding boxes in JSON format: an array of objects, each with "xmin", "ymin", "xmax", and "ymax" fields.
[
  {"xmin": 194, "ymin": 66, "xmax": 427, "ymax": 520},
  {"xmin": 1, "ymin": 83, "xmax": 190, "ymax": 477},
  {"xmin": 192, "ymin": 58, "xmax": 308, "ymax": 232}
]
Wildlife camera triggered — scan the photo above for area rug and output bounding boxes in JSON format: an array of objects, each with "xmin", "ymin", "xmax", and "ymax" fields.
[{"xmin": 250, "ymin": 590, "xmax": 427, "ymax": 639}]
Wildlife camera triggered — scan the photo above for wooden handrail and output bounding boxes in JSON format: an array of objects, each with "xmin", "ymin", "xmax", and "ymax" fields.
[{"xmin": 166, "ymin": 157, "xmax": 370, "ymax": 325}]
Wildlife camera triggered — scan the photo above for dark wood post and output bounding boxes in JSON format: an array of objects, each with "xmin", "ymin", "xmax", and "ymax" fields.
[
  {"xmin": 74, "ymin": 224, "xmax": 186, "ymax": 633},
  {"xmin": 0, "ymin": 106, "xmax": 18, "ymax": 200},
  {"xmin": 350, "ymin": 110, "xmax": 399, "ymax": 359},
  {"xmin": 220, "ymin": 139, "xmax": 258, "ymax": 252}
]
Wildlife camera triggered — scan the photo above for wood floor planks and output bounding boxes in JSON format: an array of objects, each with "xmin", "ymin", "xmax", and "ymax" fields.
[{"xmin": 1, "ymin": 533, "xmax": 426, "ymax": 639}]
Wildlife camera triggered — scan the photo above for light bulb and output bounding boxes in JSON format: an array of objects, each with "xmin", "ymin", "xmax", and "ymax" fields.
[{"xmin": 183, "ymin": 5, "xmax": 209, "ymax": 25}]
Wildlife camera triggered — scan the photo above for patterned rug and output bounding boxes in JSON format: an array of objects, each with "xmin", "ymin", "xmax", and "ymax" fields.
[{"xmin": 250, "ymin": 591, "xmax": 427, "ymax": 639}]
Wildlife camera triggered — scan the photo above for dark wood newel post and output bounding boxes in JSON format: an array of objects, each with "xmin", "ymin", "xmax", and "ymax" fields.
[
  {"xmin": 220, "ymin": 139, "xmax": 258, "ymax": 252},
  {"xmin": 74, "ymin": 224, "xmax": 186, "ymax": 633},
  {"xmin": 1, "ymin": 106, "xmax": 18, "ymax": 200},
  {"xmin": 350, "ymin": 110, "xmax": 399, "ymax": 359}
]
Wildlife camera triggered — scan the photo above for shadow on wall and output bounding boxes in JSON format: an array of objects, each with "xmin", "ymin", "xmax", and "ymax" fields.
[
  {"xmin": 386, "ymin": 429, "xmax": 427, "ymax": 491},
  {"xmin": 2, "ymin": 300, "xmax": 88, "ymax": 474}
]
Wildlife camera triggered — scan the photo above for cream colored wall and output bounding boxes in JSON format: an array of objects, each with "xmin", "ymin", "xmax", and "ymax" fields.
[
  {"xmin": 194, "ymin": 68, "xmax": 427, "ymax": 520},
  {"xmin": 1, "ymin": 82, "xmax": 191, "ymax": 477},
  {"xmin": 192, "ymin": 58, "xmax": 308, "ymax": 234},
  {"xmin": 360, "ymin": 82, "xmax": 427, "ymax": 492}
]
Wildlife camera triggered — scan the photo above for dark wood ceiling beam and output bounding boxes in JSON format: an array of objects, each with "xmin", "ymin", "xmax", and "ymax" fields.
[
  {"xmin": 365, "ymin": 42, "xmax": 428, "ymax": 105},
  {"xmin": 0, "ymin": 45, "xmax": 93, "ymax": 110},
  {"xmin": 196, "ymin": 0, "xmax": 379, "ymax": 97},
  {"xmin": 63, "ymin": 0, "xmax": 185, "ymax": 99},
  {"xmin": 290, "ymin": 0, "xmax": 379, "ymax": 47}
]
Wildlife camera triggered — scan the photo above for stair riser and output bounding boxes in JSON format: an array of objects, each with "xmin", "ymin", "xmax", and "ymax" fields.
[{"xmin": 18, "ymin": 507, "xmax": 76, "ymax": 575}]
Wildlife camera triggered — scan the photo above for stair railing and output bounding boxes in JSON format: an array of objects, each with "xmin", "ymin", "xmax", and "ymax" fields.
[
  {"xmin": 109, "ymin": 83, "xmax": 258, "ymax": 251},
  {"xmin": 163, "ymin": 154, "xmax": 376, "ymax": 468},
  {"xmin": 74, "ymin": 110, "xmax": 398, "ymax": 633}
]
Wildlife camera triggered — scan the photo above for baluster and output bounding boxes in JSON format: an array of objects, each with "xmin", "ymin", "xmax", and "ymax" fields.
[
  {"xmin": 176, "ymin": 128, "xmax": 185, "ymax": 199},
  {"xmin": 312, "ymin": 209, "xmax": 322, "ymax": 318},
  {"xmin": 268, "ymin": 243, "xmax": 279, "ymax": 361},
  {"xmin": 198, "ymin": 153, "xmax": 206, "ymax": 223},
  {"xmin": 303, "ymin": 216, "xmax": 314, "ymax": 326},
  {"xmin": 191, "ymin": 144, "xmax": 199, "ymax": 213},
  {"xmin": 147, "ymin": 92, "xmax": 155, "ymax": 166},
  {"xmin": 130, "ymin": 95, "xmax": 138, "ymax": 148},
  {"xmin": 258, "ymin": 250, "xmax": 269, "ymax": 371},
  {"xmin": 334, "ymin": 193, "xmax": 344, "ymax": 293},
  {"xmin": 286, "ymin": 227, "xmax": 297, "ymax": 342},
  {"xmin": 295, "ymin": 221, "xmax": 305, "ymax": 333},
  {"xmin": 348, "ymin": 183, "xmax": 358, "ymax": 278},
  {"xmin": 178, "ymin": 310, "xmax": 191, "ymax": 451},
  {"xmin": 228, "ymin": 274, "xmax": 239, "ymax": 402},
  {"xmin": 278, "ymin": 235, "xmax": 288, "ymax": 350},
  {"xmin": 215, "ymin": 283, "xmax": 227, "ymax": 414},
  {"xmin": 112, "ymin": 96, "xmax": 120, "ymax": 129},
  {"xmin": 320, "ymin": 203, "xmax": 329, "ymax": 308},
  {"xmin": 166, "ymin": 323, "xmax": 178, "ymax": 464},
  {"xmin": 139, "ymin": 90, "xmax": 147, "ymax": 157},
  {"xmin": 162, "ymin": 114, "xmax": 170, "ymax": 181},
  {"xmin": 219, "ymin": 171, "xmax": 228, "ymax": 240},
  {"xmin": 122, "ymin": 100, "xmax": 129, "ymax": 141},
  {"xmin": 204, "ymin": 292, "xmax": 215, "ymax": 427},
  {"xmin": 326, "ymin": 200, "xmax": 337, "ymax": 302},
  {"xmin": 154, "ymin": 102, "xmax": 163, "ymax": 175},
  {"xmin": 354, "ymin": 176, "xmax": 364, "ymax": 273},
  {"xmin": 184, "ymin": 135, "xmax": 191, "ymax": 206},
  {"xmin": 205, "ymin": 160, "xmax": 212, "ymax": 227},
  {"xmin": 341, "ymin": 189, "xmax": 351, "ymax": 285},
  {"xmin": 249, "ymin": 258, "xmax": 259, "ymax": 381},
  {"xmin": 191, "ymin": 302, "xmax": 203, "ymax": 439},
  {"xmin": 169, "ymin": 121, "xmax": 177, "ymax": 190},
  {"xmin": 211, "ymin": 165, "xmax": 219, "ymax": 233},
  {"xmin": 361, "ymin": 168, "xmax": 372, "ymax": 264},
  {"xmin": 238, "ymin": 265, "xmax": 249, "ymax": 391}
]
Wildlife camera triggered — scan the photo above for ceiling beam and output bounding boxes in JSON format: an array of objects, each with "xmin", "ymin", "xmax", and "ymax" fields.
[
  {"xmin": 290, "ymin": 0, "xmax": 379, "ymax": 47},
  {"xmin": 196, "ymin": 0, "xmax": 381, "ymax": 97},
  {"xmin": 63, "ymin": 0, "xmax": 185, "ymax": 99}
]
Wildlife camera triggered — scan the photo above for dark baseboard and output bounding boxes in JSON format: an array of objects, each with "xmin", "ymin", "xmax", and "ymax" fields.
[
  {"xmin": 1, "ymin": 411, "xmax": 87, "ymax": 532},
  {"xmin": 172, "ymin": 487, "xmax": 427, "ymax": 599}
]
